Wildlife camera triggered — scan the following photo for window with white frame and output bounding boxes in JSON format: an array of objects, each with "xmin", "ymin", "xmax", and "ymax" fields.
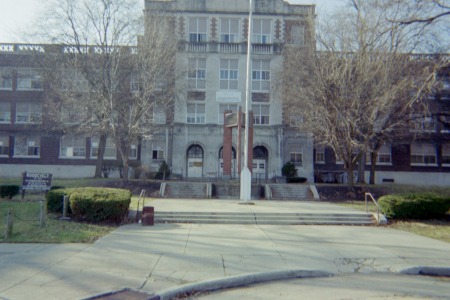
[
  {"xmin": 412, "ymin": 115, "xmax": 436, "ymax": 132},
  {"xmin": 286, "ymin": 24, "xmax": 304, "ymax": 45},
  {"xmin": 129, "ymin": 144, "xmax": 138, "ymax": 159},
  {"xmin": 218, "ymin": 104, "xmax": 238, "ymax": 124},
  {"xmin": 152, "ymin": 148, "xmax": 164, "ymax": 160},
  {"xmin": 15, "ymin": 102, "xmax": 42, "ymax": 124},
  {"xmin": 410, "ymin": 143, "xmax": 437, "ymax": 165},
  {"xmin": 90, "ymin": 137, "xmax": 116, "ymax": 159},
  {"xmin": 60, "ymin": 105, "xmax": 86, "ymax": 125},
  {"xmin": 315, "ymin": 147, "xmax": 325, "ymax": 163},
  {"xmin": 220, "ymin": 18, "xmax": 239, "ymax": 43},
  {"xmin": 220, "ymin": 59, "xmax": 238, "ymax": 90},
  {"xmin": 289, "ymin": 145, "xmax": 303, "ymax": 165},
  {"xmin": 17, "ymin": 68, "xmax": 43, "ymax": 90},
  {"xmin": 188, "ymin": 58, "xmax": 206, "ymax": 90},
  {"xmin": 153, "ymin": 103, "xmax": 166, "ymax": 125},
  {"xmin": 252, "ymin": 59, "xmax": 270, "ymax": 91},
  {"xmin": 442, "ymin": 144, "xmax": 450, "ymax": 166},
  {"xmin": 252, "ymin": 104, "xmax": 270, "ymax": 125},
  {"xmin": 187, "ymin": 103, "xmax": 205, "ymax": 124},
  {"xmin": 130, "ymin": 72, "xmax": 141, "ymax": 93},
  {"xmin": 189, "ymin": 17, "xmax": 208, "ymax": 42},
  {"xmin": 252, "ymin": 19, "xmax": 271, "ymax": 44},
  {"xmin": 0, "ymin": 68, "xmax": 13, "ymax": 90},
  {"xmin": 0, "ymin": 135, "xmax": 9, "ymax": 156},
  {"xmin": 366, "ymin": 144, "xmax": 392, "ymax": 165},
  {"xmin": 60, "ymin": 136, "xmax": 86, "ymax": 158},
  {"xmin": 0, "ymin": 102, "xmax": 11, "ymax": 123},
  {"xmin": 13, "ymin": 136, "xmax": 40, "ymax": 157}
]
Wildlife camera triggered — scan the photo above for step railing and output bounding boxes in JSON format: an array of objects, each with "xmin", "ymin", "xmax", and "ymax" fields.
[{"xmin": 365, "ymin": 192, "xmax": 380, "ymax": 225}]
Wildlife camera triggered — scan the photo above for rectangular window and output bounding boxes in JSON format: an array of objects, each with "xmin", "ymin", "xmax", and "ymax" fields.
[
  {"xmin": 220, "ymin": 59, "xmax": 238, "ymax": 90},
  {"xmin": 152, "ymin": 149, "xmax": 164, "ymax": 160},
  {"xmin": 366, "ymin": 144, "xmax": 392, "ymax": 165},
  {"xmin": 187, "ymin": 103, "xmax": 205, "ymax": 124},
  {"xmin": 60, "ymin": 136, "xmax": 86, "ymax": 158},
  {"xmin": 440, "ymin": 115, "xmax": 450, "ymax": 133},
  {"xmin": 60, "ymin": 105, "xmax": 86, "ymax": 125},
  {"xmin": 13, "ymin": 136, "xmax": 40, "ymax": 157},
  {"xmin": 0, "ymin": 135, "xmax": 10, "ymax": 156},
  {"xmin": 220, "ymin": 18, "xmax": 239, "ymax": 43},
  {"xmin": 290, "ymin": 146, "xmax": 303, "ymax": 165},
  {"xmin": 218, "ymin": 104, "xmax": 238, "ymax": 124},
  {"xmin": 16, "ymin": 102, "xmax": 42, "ymax": 124},
  {"xmin": 315, "ymin": 147, "xmax": 325, "ymax": 163},
  {"xmin": 0, "ymin": 102, "xmax": 11, "ymax": 123},
  {"xmin": 130, "ymin": 145, "xmax": 138, "ymax": 160},
  {"xmin": 286, "ymin": 24, "xmax": 304, "ymax": 45},
  {"xmin": 153, "ymin": 103, "xmax": 166, "ymax": 125},
  {"xmin": 188, "ymin": 58, "xmax": 206, "ymax": 90},
  {"xmin": 410, "ymin": 143, "xmax": 437, "ymax": 166},
  {"xmin": 90, "ymin": 137, "xmax": 116, "ymax": 159},
  {"xmin": 252, "ymin": 19, "xmax": 271, "ymax": 44},
  {"xmin": 189, "ymin": 17, "xmax": 208, "ymax": 42},
  {"xmin": 412, "ymin": 116, "xmax": 436, "ymax": 132},
  {"xmin": 61, "ymin": 69, "xmax": 89, "ymax": 91},
  {"xmin": 442, "ymin": 144, "xmax": 450, "ymax": 166},
  {"xmin": 252, "ymin": 59, "xmax": 270, "ymax": 91},
  {"xmin": 17, "ymin": 68, "xmax": 43, "ymax": 91},
  {"xmin": 0, "ymin": 68, "xmax": 13, "ymax": 90},
  {"xmin": 252, "ymin": 104, "xmax": 270, "ymax": 125}
]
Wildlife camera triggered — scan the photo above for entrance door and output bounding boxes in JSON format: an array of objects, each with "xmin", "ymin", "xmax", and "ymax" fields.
[
  {"xmin": 253, "ymin": 146, "xmax": 268, "ymax": 179},
  {"xmin": 187, "ymin": 145, "xmax": 204, "ymax": 178}
]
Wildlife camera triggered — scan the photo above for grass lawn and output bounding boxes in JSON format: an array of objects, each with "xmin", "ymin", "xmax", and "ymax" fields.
[
  {"xmin": 338, "ymin": 200, "xmax": 450, "ymax": 243},
  {"xmin": 0, "ymin": 200, "xmax": 116, "ymax": 243}
]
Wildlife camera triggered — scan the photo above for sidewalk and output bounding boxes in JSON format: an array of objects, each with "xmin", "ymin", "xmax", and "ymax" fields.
[{"xmin": 0, "ymin": 199, "xmax": 449, "ymax": 300}]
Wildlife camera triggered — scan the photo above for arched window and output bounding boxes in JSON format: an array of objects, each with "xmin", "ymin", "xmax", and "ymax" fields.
[{"xmin": 187, "ymin": 145, "xmax": 204, "ymax": 158}]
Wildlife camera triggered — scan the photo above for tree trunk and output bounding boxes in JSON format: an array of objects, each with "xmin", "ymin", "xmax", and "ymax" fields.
[
  {"xmin": 346, "ymin": 163, "xmax": 355, "ymax": 187},
  {"xmin": 357, "ymin": 153, "xmax": 366, "ymax": 184},
  {"xmin": 369, "ymin": 151, "xmax": 377, "ymax": 185},
  {"xmin": 94, "ymin": 134, "xmax": 107, "ymax": 178}
]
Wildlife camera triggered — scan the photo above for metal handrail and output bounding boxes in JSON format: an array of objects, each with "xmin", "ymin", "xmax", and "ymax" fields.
[
  {"xmin": 365, "ymin": 192, "xmax": 380, "ymax": 225},
  {"xmin": 136, "ymin": 189, "xmax": 146, "ymax": 223}
]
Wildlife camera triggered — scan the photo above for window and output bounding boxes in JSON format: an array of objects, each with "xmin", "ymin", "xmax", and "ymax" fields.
[
  {"xmin": 366, "ymin": 144, "xmax": 392, "ymax": 165},
  {"xmin": 130, "ymin": 145, "xmax": 138, "ymax": 160},
  {"xmin": 188, "ymin": 58, "xmax": 206, "ymax": 90},
  {"xmin": 60, "ymin": 136, "xmax": 86, "ymax": 158},
  {"xmin": 0, "ymin": 68, "xmax": 13, "ymax": 90},
  {"xmin": 315, "ymin": 147, "xmax": 325, "ymax": 163},
  {"xmin": 61, "ymin": 69, "xmax": 89, "ymax": 91},
  {"xmin": 252, "ymin": 59, "xmax": 270, "ymax": 91},
  {"xmin": 189, "ymin": 17, "xmax": 208, "ymax": 42},
  {"xmin": 220, "ymin": 59, "xmax": 238, "ymax": 90},
  {"xmin": 17, "ymin": 68, "xmax": 43, "ymax": 90},
  {"xmin": 412, "ymin": 116, "xmax": 436, "ymax": 132},
  {"xmin": 0, "ymin": 135, "xmax": 9, "ymax": 156},
  {"xmin": 410, "ymin": 143, "xmax": 437, "ymax": 166},
  {"xmin": 252, "ymin": 19, "xmax": 271, "ymax": 44},
  {"xmin": 187, "ymin": 103, "xmax": 205, "ymax": 124},
  {"xmin": 60, "ymin": 105, "xmax": 86, "ymax": 125},
  {"xmin": 153, "ymin": 103, "xmax": 166, "ymax": 125},
  {"xmin": 440, "ymin": 115, "xmax": 450, "ymax": 133},
  {"xmin": 220, "ymin": 18, "xmax": 239, "ymax": 43},
  {"xmin": 286, "ymin": 24, "xmax": 304, "ymax": 45},
  {"xmin": 442, "ymin": 144, "xmax": 450, "ymax": 166},
  {"xmin": 16, "ymin": 102, "xmax": 42, "ymax": 124},
  {"xmin": 253, "ymin": 104, "xmax": 270, "ymax": 125},
  {"xmin": 0, "ymin": 102, "xmax": 11, "ymax": 123},
  {"xmin": 90, "ymin": 137, "xmax": 116, "ymax": 159},
  {"xmin": 152, "ymin": 149, "xmax": 164, "ymax": 160},
  {"xmin": 13, "ymin": 136, "xmax": 40, "ymax": 157},
  {"xmin": 218, "ymin": 104, "xmax": 238, "ymax": 125},
  {"xmin": 290, "ymin": 146, "xmax": 303, "ymax": 165}
]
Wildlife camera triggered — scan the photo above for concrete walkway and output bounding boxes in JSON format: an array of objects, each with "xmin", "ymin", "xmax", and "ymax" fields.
[{"xmin": 0, "ymin": 199, "xmax": 449, "ymax": 299}]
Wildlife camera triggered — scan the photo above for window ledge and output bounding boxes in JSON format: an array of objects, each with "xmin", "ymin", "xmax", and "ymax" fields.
[
  {"xmin": 410, "ymin": 163, "xmax": 438, "ymax": 167},
  {"xmin": 13, "ymin": 155, "xmax": 40, "ymax": 159},
  {"xmin": 59, "ymin": 156, "xmax": 86, "ymax": 159}
]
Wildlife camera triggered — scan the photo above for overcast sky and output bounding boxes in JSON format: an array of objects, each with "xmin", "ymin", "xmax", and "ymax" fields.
[{"xmin": 0, "ymin": 0, "xmax": 345, "ymax": 43}]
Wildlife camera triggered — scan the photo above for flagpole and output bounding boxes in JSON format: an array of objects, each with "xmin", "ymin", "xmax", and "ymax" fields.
[{"xmin": 240, "ymin": 0, "xmax": 253, "ymax": 202}]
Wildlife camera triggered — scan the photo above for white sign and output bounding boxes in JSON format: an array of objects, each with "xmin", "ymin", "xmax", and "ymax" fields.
[{"xmin": 216, "ymin": 91, "xmax": 241, "ymax": 103}]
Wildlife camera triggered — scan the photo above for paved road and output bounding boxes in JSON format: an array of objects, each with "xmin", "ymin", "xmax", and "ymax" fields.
[{"xmin": 0, "ymin": 199, "xmax": 449, "ymax": 299}]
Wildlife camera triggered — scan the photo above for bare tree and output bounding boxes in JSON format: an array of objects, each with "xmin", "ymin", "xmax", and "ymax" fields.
[
  {"xmin": 35, "ymin": 0, "xmax": 177, "ymax": 180},
  {"xmin": 281, "ymin": 0, "xmax": 443, "ymax": 186},
  {"xmin": 379, "ymin": 0, "xmax": 450, "ymax": 25}
]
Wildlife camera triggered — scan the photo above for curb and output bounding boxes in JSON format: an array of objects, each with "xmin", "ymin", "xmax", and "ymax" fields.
[
  {"xmin": 398, "ymin": 266, "xmax": 450, "ymax": 277},
  {"xmin": 148, "ymin": 269, "xmax": 333, "ymax": 300}
]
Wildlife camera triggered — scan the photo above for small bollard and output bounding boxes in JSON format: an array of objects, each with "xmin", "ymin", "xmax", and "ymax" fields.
[
  {"xmin": 142, "ymin": 207, "xmax": 154, "ymax": 226},
  {"xmin": 40, "ymin": 200, "xmax": 47, "ymax": 227},
  {"xmin": 5, "ymin": 209, "xmax": 13, "ymax": 239},
  {"xmin": 60, "ymin": 195, "xmax": 71, "ymax": 220}
]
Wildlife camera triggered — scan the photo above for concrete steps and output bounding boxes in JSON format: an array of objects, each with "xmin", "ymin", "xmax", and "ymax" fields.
[
  {"xmin": 164, "ymin": 182, "xmax": 207, "ymax": 198},
  {"xmin": 155, "ymin": 211, "xmax": 375, "ymax": 226},
  {"xmin": 269, "ymin": 184, "xmax": 310, "ymax": 200}
]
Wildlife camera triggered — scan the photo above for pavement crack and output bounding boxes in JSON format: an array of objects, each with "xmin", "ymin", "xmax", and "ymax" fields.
[
  {"xmin": 221, "ymin": 255, "xmax": 227, "ymax": 276},
  {"xmin": 138, "ymin": 253, "xmax": 163, "ymax": 290},
  {"xmin": 184, "ymin": 224, "xmax": 193, "ymax": 254}
]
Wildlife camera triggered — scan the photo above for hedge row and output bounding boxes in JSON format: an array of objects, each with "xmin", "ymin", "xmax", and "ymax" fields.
[
  {"xmin": 0, "ymin": 185, "xmax": 20, "ymax": 199},
  {"xmin": 379, "ymin": 192, "xmax": 450, "ymax": 219},
  {"xmin": 46, "ymin": 187, "xmax": 131, "ymax": 223}
]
